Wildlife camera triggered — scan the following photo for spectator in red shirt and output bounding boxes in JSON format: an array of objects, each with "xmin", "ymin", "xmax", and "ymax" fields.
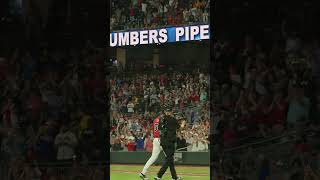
[
  {"xmin": 194, "ymin": 93, "xmax": 200, "ymax": 103},
  {"xmin": 254, "ymin": 96, "xmax": 271, "ymax": 138},
  {"xmin": 2, "ymin": 98, "xmax": 15, "ymax": 128},
  {"xmin": 189, "ymin": 93, "xmax": 195, "ymax": 102},
  {"xmin": 167, "ymin": 15, "xmax": 174, "ymax": 25},
  {"xmin": 27, "ymin": 91, "xmax": 43, "ymax": 129},
  {"xmin": 294, "ymin": 136, "xmax": 311, "ymax": 154},
  {"xmin": 130, "ymin": 6, "xmax": 135, "ymax": 21},
  {"xmin": 126, "ymin": 138, "xmax": 136, "ymax": 151},
  {"xmin": 179, "ymin": 99, "xmax": 185, "ymax": 109},
  {"xmin": 223, "ymin": 122, "xmax": 237, "ymax": 148},
  {"xmin": 267, "ymin": 91, "xmax": 287, "ymax": 135}
]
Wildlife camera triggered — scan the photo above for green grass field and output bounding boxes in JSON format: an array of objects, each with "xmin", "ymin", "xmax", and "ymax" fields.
[{"xmin": 110, "ymin": 164, "xmax": 210, "ymax": 180}]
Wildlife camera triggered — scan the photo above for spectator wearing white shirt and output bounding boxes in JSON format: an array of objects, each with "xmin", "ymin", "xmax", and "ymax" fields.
[
  {"xmin": 127, "ymin": 101, "xmax": 135, "ymax": 113},
  {"xmin": 54, "ymin": 126, "xmax": 78, "ymax": 161},
  {"xmin": 175, "ymin": 97, "xmax": 180, "ymax": 107},
  {"xmin": 141, "ymin": 2, "xmax": 147, "ymax": 14},
  {"xmin": 191, "ymin": 134, "xmax": 208, "ymax": 151},
  {"xmin": 185, "ymin": 133, "xmax": 194, "ymax": 151},
  {"xmin": 169, "ymin": 0, "xmax": 175, "ymax": 7}
]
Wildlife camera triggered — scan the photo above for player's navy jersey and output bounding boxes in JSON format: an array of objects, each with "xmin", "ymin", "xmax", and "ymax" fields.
[{"xmin": 152, "ymin": 115, "xmax": 161, "ymax": 138}]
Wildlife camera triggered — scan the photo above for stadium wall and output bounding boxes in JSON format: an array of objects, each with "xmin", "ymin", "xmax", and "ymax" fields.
[
  {"xmin": 123, "ymin": 43, "xmax": 210, "ymax": 65},
  {"xmin": 110, "ymin": 151, "xmax": 209, "ymax": 166}
]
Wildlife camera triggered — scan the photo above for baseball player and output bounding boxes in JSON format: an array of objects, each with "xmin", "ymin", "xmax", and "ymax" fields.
[
  {"xmin": 139, "ymin": 111, "xmax": 163, "ymax": 180},
  {"xmin": 154, "ymin": 104, "xmax": 183, "ymax": 180}
]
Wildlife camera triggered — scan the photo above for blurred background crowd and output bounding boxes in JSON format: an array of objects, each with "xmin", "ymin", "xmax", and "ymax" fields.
[
  {"xmin": 110, "ymin": 0, "xmax": 210, "ymax": 31},
  {"xmin": 212, "ymin": 1, "xmax": 320, "ymax": 179},
  {"xmin": 212, "ymin": 35, "xmax": 318, "ymax": 147},
  {"xmin": 0, "ymin": 0, "xmax": 108, "ymax": 179},
  {"xmin": 2, "ymin": 0, "xmax": 320, "ymax": 179},
  {"xmin": 0, "ymin": 42, "xmax": 107, "ymax": 180},
  {"xmin": 109, "ymin": 68, "xmax": 210, "ymax": 152},
  {"xmin": 212, "ymin": 35, "xmax": 320, "ymax": 180}
]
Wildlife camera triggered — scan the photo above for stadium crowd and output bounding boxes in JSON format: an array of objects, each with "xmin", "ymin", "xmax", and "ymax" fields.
[
  {"xmin": 212, "ymin": 35, "xmax": 319, "ymax": 147},
  {"xmin": 212, "ymin": 34, "xmax": 320, "ymax": 180},
  {"xmin": 0, "ymin": 42, "xmax": 106, "ymax": 180},
  {"xmin": 211, "ymin": 0, "xmax": 320, "ymax": 179},
  {"xmin": 110, "ymin": 0, "xmax": 210, "ymax": 31},
  {"xmin": 109, "ymin": 69, "xmax": 210, "ymax": 152}
]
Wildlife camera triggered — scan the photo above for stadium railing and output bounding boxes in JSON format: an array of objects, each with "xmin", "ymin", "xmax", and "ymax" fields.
[
  {"xmin": 216, "ymin": 127, "xmax": 318, "ymax": 178},
  {"xmin": 224, "ymin": 127, "xmax": 313, "ymax": 153},
  {"xmin": 110, "ymin": 151, "xmax": 210, "ymax": 165},
  {"xmin": 33, "ymin": 161, "xmax": 106, "ymax": 179}
]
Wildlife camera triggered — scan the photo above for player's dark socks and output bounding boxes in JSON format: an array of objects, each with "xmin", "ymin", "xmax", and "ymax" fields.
[{"xmin": 139, "ymin": 173, "xmax": 148, "ymax": 180}]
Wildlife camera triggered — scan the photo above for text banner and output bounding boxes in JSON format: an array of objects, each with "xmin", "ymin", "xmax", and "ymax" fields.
[{"xmin": 110, "ymin": 24, "xmax": 210, "ymax": 47}]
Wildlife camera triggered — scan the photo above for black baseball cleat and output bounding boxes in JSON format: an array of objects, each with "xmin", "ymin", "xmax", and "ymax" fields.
[
  {"xmin": 139, "ymin": 173, "xmax": 149, "ymax": 180},
  {"xmin": 154, "ymin": 177, "xmax": 161, "ymax": 180}
]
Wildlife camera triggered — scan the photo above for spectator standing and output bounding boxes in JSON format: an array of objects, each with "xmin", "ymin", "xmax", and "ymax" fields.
[
  {"xmin": 126, "ymin": 137, "xmax": 136, "ymax": 151},
  {"xmin": 127, "ymin": 101, "xmax": 135, "ymax": 114},
  {"xmin": 287, "ymin": 87, "xmax": 310, "ymax": 130},
  {"xmin": 54, "ymin": 125, "xmax": 78, "ymax": 162},
  {"xmin": 112, "ymin": 137, "xmax": 123, "ymax": 151},
  {"xmin": 35, "ymin": 124, "xmax": 55, "ymax": 162},
  {"xmin": 135, "ymin": 133, "xmax": 145, "ymax": 151}
]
